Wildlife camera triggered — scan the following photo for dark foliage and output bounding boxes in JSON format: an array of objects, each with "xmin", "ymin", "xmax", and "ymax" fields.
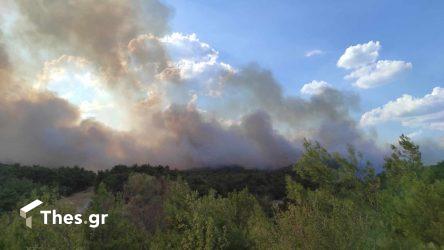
[
  {"xmin": 1, "ymin": 136, "xmax": 443, "ymax": 249},
  {"xmin": 96, "ymin": 164, "xmax": 298, "ymax": 200},
  {"xmin": 0, "ymin": 164, "xmax": 95, "ymax": 212}
]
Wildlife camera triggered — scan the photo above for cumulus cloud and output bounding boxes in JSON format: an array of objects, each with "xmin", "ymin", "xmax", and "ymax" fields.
[
  {"xmin": 345, "ymin": 60, "xmax": 412, "ymax": 89},
  {"xmin": 338, "ymin": 41, "xmax": 411, "ymax": 89},
  {"xmin": 0, "ymin": 0, "xmax": 385, "ymax": 169},
  {"xmin": 361, "ymin": 87, "xmax": 444, "ymax": 130},
  {"xmin": 305, "ymin": 49, "xmax": 324, "ymax": 57},
  {"xmin": 337, "ymin": 41, "xmax": 380, "ymax": 69},
  {"xmin": 300, "ymin": 80, "xmax": 332, "ymax": 95},
  {"xmin": 160, "ymin": 33, "xmax": 234, "ymax": 81}
]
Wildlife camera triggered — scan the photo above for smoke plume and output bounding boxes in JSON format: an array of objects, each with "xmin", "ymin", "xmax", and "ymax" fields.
[{"xmin": 0, "ymin": 0, "xmax": 383, "ymax": 170}]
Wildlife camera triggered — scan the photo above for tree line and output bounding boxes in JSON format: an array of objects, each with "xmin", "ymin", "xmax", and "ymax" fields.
[{"xmin": 0, "ymin": 135, "xmax": 443, "ymax": 249}]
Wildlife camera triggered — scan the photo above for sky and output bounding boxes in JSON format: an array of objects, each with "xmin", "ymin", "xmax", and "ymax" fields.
[
  {"xmin": 164, "ymin": 0, "xmax": 444, "ymax": 147},
  {"xmin": 0, "ymin": 0, "xmax": 443, "ymax": 169}
]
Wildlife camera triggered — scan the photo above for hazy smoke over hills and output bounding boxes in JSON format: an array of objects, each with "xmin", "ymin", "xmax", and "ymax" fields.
[{"xmin": 0, "ymin": 0, "xmax": 383, "ymax": 170}]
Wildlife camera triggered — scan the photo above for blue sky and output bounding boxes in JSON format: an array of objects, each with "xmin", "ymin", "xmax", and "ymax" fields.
[{"xmin": 164, "ymin": 0, "xmax": 444, "ymax": 143}]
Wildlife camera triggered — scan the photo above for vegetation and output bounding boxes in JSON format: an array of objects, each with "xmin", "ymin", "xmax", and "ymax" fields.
[
  {"xmin": 0, "ymin": 164, "xmax": 95, "ymax": 213},
  {"xmin": 0, "ymin": 135, "xmax": 443, "ymax": 249}
]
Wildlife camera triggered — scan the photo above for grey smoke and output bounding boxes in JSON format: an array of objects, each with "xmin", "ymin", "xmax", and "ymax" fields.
[{"xmin": 0, "ymin": 0, "xmax": 390, "ymax": 170}]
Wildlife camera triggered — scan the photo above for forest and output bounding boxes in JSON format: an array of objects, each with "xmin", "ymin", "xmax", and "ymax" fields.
[{"xmin": 0, "ymin": 135, "xmax": 443, "ymax": 249}]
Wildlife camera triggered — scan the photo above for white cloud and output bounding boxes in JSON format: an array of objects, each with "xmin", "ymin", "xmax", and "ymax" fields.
[
  {"xmin": 300, "ymin": 80, "xmax": 331, "ymax": 95},
  {"xmin": 337, "ymin": 41, "xmax": 380, "ymax": 69},
  {"xmin": 125, "ymin": 32, "xmax": 235, "ymax": 102},
  {"xmin": 345, "ymin": 60, "xmax": 412, "ymax": 89},
  {"xmin": 305, "ymin": 49, "xmax": 324, "ymax": 57},
  {"xmin": 360, "ymin": 87, "xmax": 444, "ymax": 130},
  {"xmin": 337, "ymin": 41, "xmax": 411, "ymax": 89},
  {"xmin": 160, "ymin": 33, "xmax": 234, "ymax": 80},
  {"xmin": 161, "ymin": 33, "xmax": 217, "ymax": 63}
]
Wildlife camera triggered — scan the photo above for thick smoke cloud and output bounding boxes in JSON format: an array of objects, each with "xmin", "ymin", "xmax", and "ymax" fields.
[
  {"xmin": 219, "ymin": 65, "xmax": 381, "ymax": 165},
  {"xmin": 0, "ymin": 33, "xmax": 11, "ymax": 90},
  {"xmin": 15, "ymin": 0, "xmax": 169, "ymax": 63},
  {"xmin": 14, "ymin": 0, "xmax": 171, "ymax": 94},
  {"xmin": 0, "ymin": 0, "xmax": 384, "ymax": 170},
  {"xmin": 149, "ymin": 106, "xmax": 299, "ymax": 168},
  {"xmin": 0, "ymin": 41, "xmax": 8, "ymax": 69},
  {"xmin": 0, "ymin": 92, "xmax": 149, "ymax": 169}
]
